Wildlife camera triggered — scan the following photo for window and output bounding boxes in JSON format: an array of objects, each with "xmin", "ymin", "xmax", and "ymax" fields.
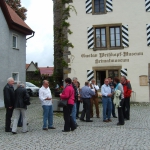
[
  {"xmin": 94, "ymin": 24, "xmax": 123, "ymax": 50},
  {"xmin": 12, "ymin": 72, "xmax": 19, "ymax": 82},
  {"xmin": 12, "ymin": 35, "xmax": 18, "ymax": 49},
  {"xmin": 95, "ymin": 28, "xmax": 106, "ymax": 48},
  {"xmin": 110, "ymin": 27, "xmax": 121, "ymax": 47},
  {"xmin": 94, "ymin": 0, "xmax": 105, "ymax": 13}
]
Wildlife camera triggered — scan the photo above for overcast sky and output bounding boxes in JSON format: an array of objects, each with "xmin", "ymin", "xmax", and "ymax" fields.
[{"xmin": 21, "ymin": 0, "xmax": 54, "ymax": 67}]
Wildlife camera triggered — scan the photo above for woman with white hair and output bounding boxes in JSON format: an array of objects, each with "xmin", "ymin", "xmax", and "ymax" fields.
[{"xmin": 12, "ymin": 82, "xmax": 30, "ymax": 134}]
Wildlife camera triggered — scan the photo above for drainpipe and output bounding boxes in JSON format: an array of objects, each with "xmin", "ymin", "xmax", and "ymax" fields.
[{"xmin": 26, "ymin": 31, "xmax": 35, "ymax": 40}]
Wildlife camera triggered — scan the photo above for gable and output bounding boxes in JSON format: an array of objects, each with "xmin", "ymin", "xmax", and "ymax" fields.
[{"xmin": 26, "ymin": 63, "xmax": 38, "ymax": 72}]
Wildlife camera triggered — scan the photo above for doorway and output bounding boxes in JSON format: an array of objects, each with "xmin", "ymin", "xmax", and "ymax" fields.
[{"xmin": 96, "ymin": 71, "xmax": 106, "ymax": 88}]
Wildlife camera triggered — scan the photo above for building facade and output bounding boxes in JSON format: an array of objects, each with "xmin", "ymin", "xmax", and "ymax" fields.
[
  {"xmin": 53, "ymin": 0, "xmax": 150, "ymax": 102},
  {"xmin": 0, "ymin": 0, "xmax": 34, "ymax": 104}
]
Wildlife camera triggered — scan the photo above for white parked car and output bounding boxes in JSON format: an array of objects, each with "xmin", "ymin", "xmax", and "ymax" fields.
[{"xmin": 26, "ymin": 82, "xmax": 39, "ymax": 96}]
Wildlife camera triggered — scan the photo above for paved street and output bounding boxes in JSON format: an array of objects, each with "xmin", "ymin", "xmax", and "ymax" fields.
[{"xmin": 0, "ymin": 97, "xmax": 150, "ymax": 150}]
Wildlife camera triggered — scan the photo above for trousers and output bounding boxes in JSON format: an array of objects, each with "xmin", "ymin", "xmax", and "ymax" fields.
[
  {"xmin": 63, "ymin": 104, "xmax": 76, "ymax": 131},
  {"xmin": 12, "ymin": 108, "xmax": 27, "ymax": 132},
  {"xmin": 80, "ymin": 98, "xmax": 91, "ymax": 121},
  {"xmin": 90, "ymin": 96, "xmax": 99, "ymax": 117},
  {"xmin": 122, "ymin": 97, "xmax": 130, "ymax": 120},
  {"xmin": 5, "ymin": 108, "xmax": 13, "ymax": 131}
]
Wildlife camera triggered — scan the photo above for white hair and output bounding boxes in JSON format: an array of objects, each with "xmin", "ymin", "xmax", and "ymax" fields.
[
  {"xmin": 7, "ymin": 77, "xmax": 14, "ymax": 83},
  {"xmin": 72, "ymin": 77, "xmax": 78, "ymax": 81},
  {"xmin": 91, "ymin": 78, "xmax": 96, "ymax": 81},
  {"xmin": 17, "ymin": 81, "xmax": 24, "ymax": 87}
]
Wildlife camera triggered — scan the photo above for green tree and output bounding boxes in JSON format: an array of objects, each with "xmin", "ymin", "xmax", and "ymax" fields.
[{"xmin": 5, "ymin": 0, "xmax": 27, "ymax": 20}]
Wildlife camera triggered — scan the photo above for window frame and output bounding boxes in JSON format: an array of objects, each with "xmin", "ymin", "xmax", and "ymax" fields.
[
  {"xmin": 93, "ymin": 23, "xmax": 124, "ymax": 51},
  {"xmin": 12, "ymin": 34, "xmax": 19, "ymax": 50},
  {"xmin": 92, "ymin": 0, "xmax": 107, "ymax": 15},
  {"xmin": 12, "ymin": 72, "xmax": 19, "ymax": 83},
  {"xmin": 95, "ymin": 27, "xmax": 107, "ymax": 48},
  {"xmin": 109, "ymin": 26, "xmax": 121, "ymax": 48}
]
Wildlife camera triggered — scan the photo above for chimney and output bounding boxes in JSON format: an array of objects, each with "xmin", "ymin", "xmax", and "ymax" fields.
[{"xmin": 35, "ymin": 62, "xmax": 38, "ymax": 67}]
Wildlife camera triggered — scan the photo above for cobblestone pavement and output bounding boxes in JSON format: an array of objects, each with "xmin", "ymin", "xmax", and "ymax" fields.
[{"xmin": 0, "ymin": 97, "xmax": 150, "ymax": 150}]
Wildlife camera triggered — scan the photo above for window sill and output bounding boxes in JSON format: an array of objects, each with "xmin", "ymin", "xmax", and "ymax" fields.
[
  {"xmin": 109, "ymin": 46, "xmax": 124, "ymax": 50},
  {"xmin": 93, "ymin": 46, "xmax": 124, "ymax": 51},
  {"xmin": 93, "ymin": 47, "xmax": 107, "ymax": 51},
  {"xmin": 92, "ymin": 12, "xmax": 106, "ymax": 15},
  {"xmin": 13, "ymin": 48, "xmax": 19, "ymax": 50}
]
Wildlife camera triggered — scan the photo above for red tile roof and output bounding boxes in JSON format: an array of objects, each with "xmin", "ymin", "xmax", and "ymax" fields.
[
  {"xmin": 26, "ymin": 64, "xmax": 30, "ymax": 69},
  {"xmin": 0, "ymin": 0, "xmax": 34, "ymax": 35},
  {"xmin": 39, "ymin": 67, "xmax": 54, "ymax": 76},
  {"xmin": 5, "ymin": 3, "xmax": 32, "ymax": 31}
]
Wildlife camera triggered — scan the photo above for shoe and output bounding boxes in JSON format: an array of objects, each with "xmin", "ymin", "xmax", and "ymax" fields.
[
  {"xmin": 43, "ymin": 128, "xmax": 48, "ymax": 131},
  {"xmin": 108, "ymin": 119, "xmax": 112, "ymax": 122},
  {"xmin": 103, "ymin": 120, "xmax": 109, "ymax": 122},
  {"xmin": 125, "ymin": 118, "xmax": 130, "ymax": 121},
  {"xmin": 86, "ymin": 120, "xmax": 93, "ymax": 122},
  {"xmin": 117, "ymin": 122, "xmax": 124, "ymax": 126},
  {"xmin": 71, "ymin": 128, "xmax": 76, "ymax": 131},
  {"xmin": 113, "ymin": 116, "xmax": 117, "ymax": 118},
  {"xmin": 97, "ymin": 116, "xmax": 100, "ymax": 118},
  {"xmin": 17, "ymin": 125, "xmax": 22, "ymax": 127},
  {"xmin": 80, "ymin": 118, "xmax": 85, "ymax": 121},
  {"xmin": 62, "ymin": 130, "xmax": 70, "ymax": 132},
  {"xmin": 76, "ymin": 117, "xmax": 79, "ymax": 119},
  {"xmin": 27, "ymin": 123, "xmax": 29, "ymax": 125},
  {"xmin": 12, "ymin": 132, "xmax": 17, "ymax": 134},
  {"xmin": 5, "ymin": 128, "xmax": 12, "ymax": 132},
  {"xmin": 48, "ymin": 127, "xmax": 56, "ymax": 129}
]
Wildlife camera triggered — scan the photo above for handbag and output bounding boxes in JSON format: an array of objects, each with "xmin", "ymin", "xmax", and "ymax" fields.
[{"xmin": 58, "ymin": 99, "xmax": 67, "ymax": 107}]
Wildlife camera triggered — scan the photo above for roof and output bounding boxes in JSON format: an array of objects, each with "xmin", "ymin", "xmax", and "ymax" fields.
[
  {"xmin": 26, "ymin": 61, "xmax": 39, "ymax": 71},
  {"xmin": 0, "ymin": 0, "xmax": 34, "ymax": 35},
  {"xmin": 26, "ymin": 64, "xmax": 30, "ymax": 69},
  {"xmin": 39, "ymin": 67, "xmax": 54, "ymax": 76}
]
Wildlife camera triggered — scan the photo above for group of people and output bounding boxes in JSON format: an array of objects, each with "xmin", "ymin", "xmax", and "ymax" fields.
[
  {"xmin": 3, "ymin": 75, "xmax": 131, "ymax": 134},
  {"xmin": 3, "ymin": 77, "xmax": 30, "ymax": 134},
  {"xmin": 59, "ymin": 76, "xmax": 132, "ymax": 132},
  {"xmin": 101, "ymin": 76, "xmax": 132, "ymax": 125}
]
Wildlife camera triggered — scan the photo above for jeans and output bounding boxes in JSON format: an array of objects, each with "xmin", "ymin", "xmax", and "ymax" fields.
[
  {"xmin": 102, "ymin": 97, "xmax": 112, "ymax": 121},
  {"xmin": 71, "ymin": 103, "xmax": 76, "ymax": 124},
  {"xmin": 76, "ymin": 101, "xmax": 80, "ymax": 118},
  {"xmin": 18, "ymin": 113, "xmax": 22, "ymax": 126},
  {"xmin": 42, "ymin": 105, "xmax": 53, "ymax": 128},
  {"xmin": 12, "ymin": 108, "xmax": 27, "ymax": 132}
]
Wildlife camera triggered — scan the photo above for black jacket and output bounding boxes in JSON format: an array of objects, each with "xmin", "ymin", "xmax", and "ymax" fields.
[
  {"xmin": 3, "ymin": 84, "xmax": 15, "ymax": 108},
  {"xmin": 14, "ymin": 86, "xmax": 30, "ymax": 109}
]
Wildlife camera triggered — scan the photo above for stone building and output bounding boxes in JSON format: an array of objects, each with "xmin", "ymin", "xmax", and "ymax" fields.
[{"xmin": 53, "ymin": 0, "xmax": 150, "ymax": 102}]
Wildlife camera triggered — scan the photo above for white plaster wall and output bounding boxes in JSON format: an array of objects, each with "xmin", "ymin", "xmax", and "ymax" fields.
[{"xmin": 66, "ymin": 0, "xmax": 150, "ymax": 102}]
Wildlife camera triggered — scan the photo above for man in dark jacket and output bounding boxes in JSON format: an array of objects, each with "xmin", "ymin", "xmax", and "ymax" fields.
[
  {"xmin": 12, "ymin": 83, "xmax": 30, "ymax": 134},
  {"xmin": 3, "ymin": 77, "xmax": 15, "ymax": 132},
  {"xmin": 121, "ymin": 76, "xmax": 132, "ymax": 120}
]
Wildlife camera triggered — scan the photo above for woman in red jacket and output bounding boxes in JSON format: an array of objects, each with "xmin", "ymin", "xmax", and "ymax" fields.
[{"xmin": 60, "ymin": 78, "xmax": 76, "ymax": 132}]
